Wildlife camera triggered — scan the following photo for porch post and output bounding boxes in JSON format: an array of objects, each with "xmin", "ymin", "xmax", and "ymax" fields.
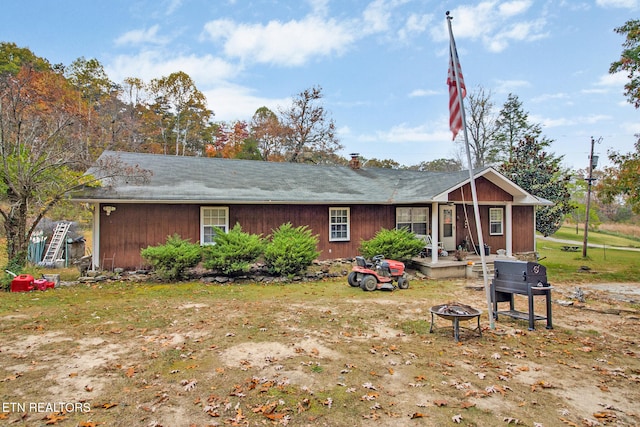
[
  {"xmin": 431, "ymin": 202, "xmax": 439, "ymax": 263},
  {"xmin": 505, "ymin": 203, "xmax": 513, "ymax": 257},
  {"xmin": 92, "ymin": 204, "xmax": 100, "ymax": 271}
]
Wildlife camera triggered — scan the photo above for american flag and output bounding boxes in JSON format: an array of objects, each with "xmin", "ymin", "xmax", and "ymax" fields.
[{"xmin": 447, "ymin": 41, "xmax": 466, "ymax": 141}]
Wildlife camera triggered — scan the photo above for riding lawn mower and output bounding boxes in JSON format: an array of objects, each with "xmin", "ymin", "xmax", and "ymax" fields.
[{"xmin": 348, "ymin": 255, "xmax": 409, "ymax": 291}]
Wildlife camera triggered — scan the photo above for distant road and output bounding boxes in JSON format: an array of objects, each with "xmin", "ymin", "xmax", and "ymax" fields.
[{"xmin": 537, "ymin": 235, "xmax": 640, "ymax": 252}]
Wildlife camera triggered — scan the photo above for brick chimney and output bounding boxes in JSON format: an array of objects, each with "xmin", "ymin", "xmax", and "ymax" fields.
[{"xmin": 349, "ymin": 153, "xmax": 361, "ymax": 170}]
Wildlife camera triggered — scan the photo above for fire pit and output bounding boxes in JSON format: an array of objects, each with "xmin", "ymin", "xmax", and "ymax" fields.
[{"xmin": 429, "ymin": 303, "xmax": 482, "ymax": 342}]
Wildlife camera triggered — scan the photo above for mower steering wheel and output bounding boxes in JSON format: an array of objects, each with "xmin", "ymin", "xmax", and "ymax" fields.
[{"xmin": 372, "ymin": 254, "xmax": 384, "ymax": 263}]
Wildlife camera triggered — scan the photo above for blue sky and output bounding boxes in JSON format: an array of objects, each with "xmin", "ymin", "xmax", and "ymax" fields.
[{"xmin": 2, "ymin": 0, "xmax": 639, "ymax": 170}]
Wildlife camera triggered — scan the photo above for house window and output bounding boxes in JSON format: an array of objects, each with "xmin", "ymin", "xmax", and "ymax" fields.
[
  {"xmin": 329, "ymin": 207, "xmax": 350, "ymax": 241},
  {"xmin": 489, "ymin": 208, "xmax": 503, "ymax": 236},
  {"xmin": 396, "ymin": 207, "xmax": 428, "ymax": 236},
  {"xmin": 201, "ymin": 207, "xmax": 229, "ymax": 244}
]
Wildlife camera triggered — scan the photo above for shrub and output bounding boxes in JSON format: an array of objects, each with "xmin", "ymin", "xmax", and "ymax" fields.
[
  {"xmin": 202, "ymin": 224, "xmax": 265, "ymax": 275},
  {"xmin": 1, "ymin": 257, "xmax": 25, "ymax": 291},
  {"xmin": 359, "ymin": 228, "xmax": 425, "ymax": 261},
  {"xmin": 140, "ymin": 234, "xmax": 202, "ymax": 281},
  {"xmin": 264, "ymin": 223, "xmax": 320, "ymax": 276}
]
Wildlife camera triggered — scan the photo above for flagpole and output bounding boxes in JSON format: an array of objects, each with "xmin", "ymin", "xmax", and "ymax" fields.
[{"xmin": 446, "ymin": 11, "xmax": 495, "ymax": 330}]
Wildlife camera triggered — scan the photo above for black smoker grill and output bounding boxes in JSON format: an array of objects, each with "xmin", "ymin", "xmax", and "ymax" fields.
[{"xmin": 491, "ymin": 260, "xmax": 553, "ymax": 330}]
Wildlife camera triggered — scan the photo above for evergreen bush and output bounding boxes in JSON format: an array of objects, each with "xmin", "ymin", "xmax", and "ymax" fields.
[
  {"xmin": 202, "ymin": 224, "xmax": 265, "ymax": 275},
  {"xmin": 264, "ymin": 223, "xmax": 320, "ymax": 276},
  {"xmin": 140, "ymin": 234, "xmax": 202, "ymax": 281},
  {"xmin": 359, "ymin": 228, "xmax": 424, "ymax": 261}
]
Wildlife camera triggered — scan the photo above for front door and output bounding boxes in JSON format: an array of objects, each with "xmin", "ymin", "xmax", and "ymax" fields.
[{"xmin": 439, "ymin": 205, "xmax": 456, "ymax": 251}]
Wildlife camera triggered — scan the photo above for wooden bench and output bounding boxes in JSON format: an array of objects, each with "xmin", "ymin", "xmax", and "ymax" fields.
[{"xmin": 561, "ymin": 246, "xmax": 579, "ymax": 252}]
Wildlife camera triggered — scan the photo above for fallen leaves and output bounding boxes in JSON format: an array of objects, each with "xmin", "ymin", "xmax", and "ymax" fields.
[
  {"xmin": 181, "ymin": 378, "xmax": 197, "ymax": 391},
  {"xmin": 530, "ymin": 380, "xmax": 556, "ymax": 392},
  {"xmin": 42, "ymin": 412, "xmax": 66, "ymax": 425},
  {"xmin": 593, "ymin": 410, "xmax": 617, "ymax": 421},
  {"xmin": 124, "ymin": 366, "xmax": 136, "ymax": 378},
  {"xmin": 1, "ymin": 372, "xmax": 23, "ymax": 382}
]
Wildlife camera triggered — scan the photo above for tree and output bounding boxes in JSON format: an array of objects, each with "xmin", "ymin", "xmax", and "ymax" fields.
[
  {"xmin": 363, "ymin": 158, "xmax": 401, "ymax": 169},
  {"xmin": 463, "ymin": 86, "xmax": 501, "ymax": 167},
  {"xmin": 409, "ymin": 158, "xmax": 462, "ymax": 172},
  {"xmin": 598, "ymin": 139, "xmax": 640, "ymax": 214},
  {"xmin": 279, "ymin": 86, "xmax": 343, "ymax": 163},
  {"xmin": 0, "ymin": 52, "xmax": 149, "ymax": 268},
  {"xmin": 214, "ymin": 120, "xmax": 250, "ymax": 159},
  {"xmin": 610, "ymin": 19, "xmax": 640, "ymax": 108},
  {"xmin": 0, "ymin": 42, "xmax": 50, "ymax": 74},
  {"xmin": 65, "ymin": 57, "xmax": 119, "ymax": 158},
  {"xmin": 250, "ymin": 106, "xmax": 286, "ymax": 161},
  {"xmin": 148, "ymin": 71, "xmax": 213, "ymax": 155},
  {"xmin": 500, "ymin": 135, "xmax": 574, "ymax": 236},
  {"xmin": 566, "ymin": 173, "xmax": 601, "ymax": 233},
  {"xmin": 494, "ymin": 93, "xmax": 540, "ymax": 162}
]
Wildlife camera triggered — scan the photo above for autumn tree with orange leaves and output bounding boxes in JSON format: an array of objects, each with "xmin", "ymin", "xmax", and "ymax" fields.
[{"xmin": 0, "ymin": 44, "xmax": 148, "ymax": 268}]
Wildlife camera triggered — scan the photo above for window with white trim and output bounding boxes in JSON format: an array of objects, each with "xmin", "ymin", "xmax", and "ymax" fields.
[
  {"xmin": 396, "ymin": 207, "xmax": 428, "ymax": 235},
  {"xmin": 329, "ymin": 207, "xmax": 350, "ymax": 241},
  {"xmin": 489, "ymin": 207, "xmax": 503, "ymax": 235},
  {"xmin": 201, "ymin": 206, "xmax": 229, "ymax": 244}
]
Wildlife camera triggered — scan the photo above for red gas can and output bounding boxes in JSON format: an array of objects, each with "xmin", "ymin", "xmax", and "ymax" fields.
[
  {"xmin": 11, "ymin": 274, "xmax": 34, "ymax": 292},
  {"xmin": 34, "ymin": 278, "xmax": 55, "ymax": 291}
]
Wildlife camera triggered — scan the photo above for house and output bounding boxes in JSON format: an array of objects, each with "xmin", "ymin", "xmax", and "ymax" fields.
[{"xmin": 71, "ymin": 151, "xmax": 551, "ymax": 272}]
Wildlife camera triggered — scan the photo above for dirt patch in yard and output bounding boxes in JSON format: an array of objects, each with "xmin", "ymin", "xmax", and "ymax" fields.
[{"xmin": 1, "ymin": 278, "xmax": 639, "ymax": 426}]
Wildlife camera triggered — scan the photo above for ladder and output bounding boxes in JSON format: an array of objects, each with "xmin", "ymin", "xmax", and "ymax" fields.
[{"xmin": 39, "ymin": 222, "xmax": 71, "ymax": 267}]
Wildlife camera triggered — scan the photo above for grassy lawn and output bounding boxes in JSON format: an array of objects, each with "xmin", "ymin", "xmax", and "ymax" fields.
[
  {"xmin": 1, "ymin": 227, "xmax": 640, "ymax": 426},
  {"xmin": 1, "ymin": 273, "xmax": 640, "ymax": 426},
  {"xmin": 549, "ymin": 225, "xmax": 640, "ymax": 248},
  {"xmin": 535, "ymin": 238, "xmax": 640, "ymax": 283}
]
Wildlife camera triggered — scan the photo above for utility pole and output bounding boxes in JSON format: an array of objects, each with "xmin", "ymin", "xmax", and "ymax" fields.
[{"xmin": 582, "ymin": 137, "xmax": 601, "ymax": 258}]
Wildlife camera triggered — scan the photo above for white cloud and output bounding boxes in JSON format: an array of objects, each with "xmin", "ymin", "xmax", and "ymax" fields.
[
  {"xmin": 433, "ymin": 1, "xmax": 547, "ymax": 52},
  {"xmin": 202, "ymin": 16, "xmax": 356, "ymax": 66},
  {"xmin": 398, "ymin": 13, "xmax": 431, "ymax": 41},
  {"xmin": 531, "ymin": 92, "xmax": 569, "ymax": 103},
  {"xmin": 620, "ymin": 119, "xmax": 640, "ymax": 133},
  {"xmin": 106, "ymin": 50, "xmax": 241, "ymax": 86},
  {"xmin": 531, "ymin": 114, "xmax": 574, "ymax": 128},
  {"xmin": 361, "ymin": 122, "xmax": 448, "ymax": 143},
  {"xmin": 362, "ymin": 0, "xmax": 391, "ymax": 33},
  {"xmin": 408, "ymin": 89, "xmax": 440, "ymax": 97},
  {"xmin": 596, "ymin": 0, "xmax": 639, "ymax": 8},
  {"xmin": 532, "ymin": 113, "xmax": 611, "ymax": 129},
  {"xmin": 595, "ymin": 72, "xmax": 627, "ymax": 87},
  {"xmin": 115, "ymin": 25, "xmax": 169, "ymax": 46},
  {"xmin": 203, "ymin": 85, "xmax": 290, "ymax": 121},
  {"xmin": 498, "ymin": 0, "xmax": 533, "ymax": 17},
  {"xmin": 493, "ymin": 79, "xmax": 530, "ymax": 93},
  {"xmin": 164, "ymin": 0, "xmax": 183, "ymax": 16}
]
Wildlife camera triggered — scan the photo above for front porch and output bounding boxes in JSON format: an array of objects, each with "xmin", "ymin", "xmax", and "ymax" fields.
[
  {"xmin": 410, "ymin": 251, "xmax": 538, "ymax": 280},
  {"xmin": 410, "ymin": 254, "xmax": 498, "ymax": 280}
]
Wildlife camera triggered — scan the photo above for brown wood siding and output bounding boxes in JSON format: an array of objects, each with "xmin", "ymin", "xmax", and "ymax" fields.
[
  {"xmin": 456, "ymin": 205, "xmax": 500, "ymax": 251},
  {"xmin": 449, "ymin": 177, "xmax": 514, "ymax": 202},
  {"xmin": 99, "ymin": 202, "xmax": 535, "ymax": 269},
  {"xmin": 231, "ymin": 204, "xmax": 396, "ymax": 259},
  {"xmin": 512, "ymin": 206, "xmax": 534, "ymax": 253},
  {"xmin": 99, "ymin": 203, "xmax": 200, "ymax": 270},
  {"xmin": 100, "ymin": 203, "xmax": 398, "ymax": 269},
  {"xmin": 455, "ymin": 204, "xmax": 535, "ymax": 254}
]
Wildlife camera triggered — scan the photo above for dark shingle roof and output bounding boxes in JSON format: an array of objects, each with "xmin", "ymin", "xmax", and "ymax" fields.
[{"xmin": 72, "ymin": 151, "xmax": 544, "ymax": 205}]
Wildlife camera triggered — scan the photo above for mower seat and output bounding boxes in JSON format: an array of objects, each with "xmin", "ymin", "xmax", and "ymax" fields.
[{"xmin": 355, "ymin": 256, "xmax": 370, "ymax": 268}]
